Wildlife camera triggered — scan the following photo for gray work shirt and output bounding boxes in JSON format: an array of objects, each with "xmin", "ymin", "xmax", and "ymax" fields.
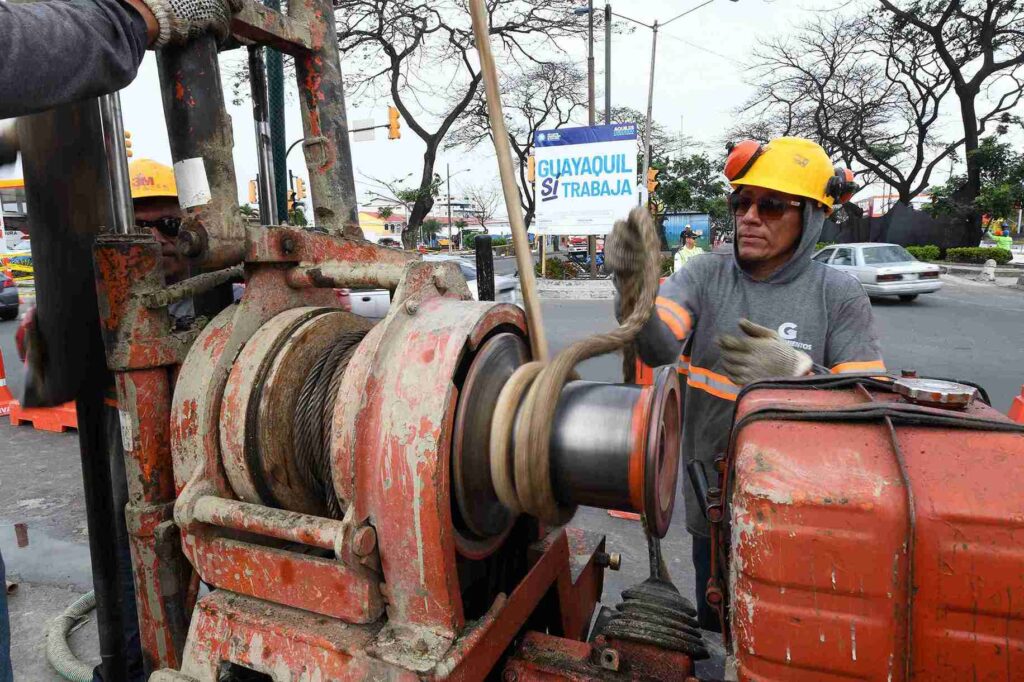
[
  {"xmin": 636, "ymin": 203, "xmax": 884, "ymax": 537},
  {"xmin": 1, "ymin": 0, "xmax": 147, "ymax": 119}
]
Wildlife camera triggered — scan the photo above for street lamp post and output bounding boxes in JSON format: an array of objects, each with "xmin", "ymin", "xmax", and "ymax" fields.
[
  {"xmin": 605, "ymin": 3, "xmax": 611, "ymax": 125},
  {"xmin": 445, "ymin": 164, "xmax": 471, "ymax": 252}
]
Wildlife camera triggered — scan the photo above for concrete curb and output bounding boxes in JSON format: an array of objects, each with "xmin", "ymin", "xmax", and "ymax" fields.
[
  {"xmin": 530, "ymin": 278, "xmax": 615, "ymax": 300},
  {"xmin": 936, "ymin": 263, "xmax": 1021, "ymax": 278}
]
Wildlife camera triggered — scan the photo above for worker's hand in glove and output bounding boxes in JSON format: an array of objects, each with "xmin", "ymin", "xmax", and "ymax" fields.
[
  {"xmin": 717, "ymin": 319, "xmax": 813, "ymax": 385},
  {"xmin": 605, "ymin": 207, "xmax": 658, "ymax": 323},
  {"xmin": 138, "ymin": 0, "xmax": 242, "ymax": 48}
]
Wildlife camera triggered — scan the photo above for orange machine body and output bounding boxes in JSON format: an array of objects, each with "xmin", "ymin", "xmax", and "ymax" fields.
[{"xmin": 726, "ymin": 380, "xmax": 1024, "ymax": 681}]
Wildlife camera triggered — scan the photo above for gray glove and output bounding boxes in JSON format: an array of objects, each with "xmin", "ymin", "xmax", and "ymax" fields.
[
  {"xmin": 606, "ymin": 207, "xmax": 656, "ymax": 323},
  {"xmin": 718, "ymin": 319, "xmax": 813, "ymax": 385},
  {"xmin": 142, "ymin": 0, "xmax": 240, "ymax": 48}
]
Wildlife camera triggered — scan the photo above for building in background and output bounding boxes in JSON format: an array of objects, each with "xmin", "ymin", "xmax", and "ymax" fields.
[{"xmin": 855, "ymin": 193, "xmax": 933, "ymax": 218}]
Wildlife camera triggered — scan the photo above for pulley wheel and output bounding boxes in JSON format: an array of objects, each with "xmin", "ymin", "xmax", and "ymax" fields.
[{"xmin": 452, "ymin": 332, "xmax": 528, "ymax": 555}]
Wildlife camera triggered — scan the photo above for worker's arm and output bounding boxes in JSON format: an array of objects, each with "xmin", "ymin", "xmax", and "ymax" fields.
[
  {"xmin": 0, "ymin": 0, "xmax": 149, "ymax": 119},
  {"xmin": 0, "ymin": 0, "xmax": 237, "ymax": 120},
  {"xmin": 634, "ymin": 263, "xmax": 702, "ymax": 368},
  {"xmin": 824, "ymin": 290, "xmax": 885, "ymax": 374}
]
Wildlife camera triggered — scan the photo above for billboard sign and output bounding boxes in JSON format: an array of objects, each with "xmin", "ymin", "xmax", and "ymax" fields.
[{"xmin": 533, "ymin": 123, "xmax": 638, "ymax": 236}]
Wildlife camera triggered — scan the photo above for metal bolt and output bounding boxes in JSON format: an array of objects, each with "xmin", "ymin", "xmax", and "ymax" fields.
[
  {"xmin": 598, "ymin": 648, "xmax": 620, "ymax": 671},
  {"xmin": 595, "ymin": 551, "xmax": 621, "ymax": 571},
  {"xmin": 502, "ymin": 670, "xmax": 518, "ymax": 682},
  {"xmin": 405, "ymin": 298, "xmax": 419, "ymax": 315},
  {"xmin": 353, "ymin": 526, "xmax": 377, "ymax": 557},
  {"xmin": 282, "ymin": 236, "xmax": 296, "ymax": 254}
]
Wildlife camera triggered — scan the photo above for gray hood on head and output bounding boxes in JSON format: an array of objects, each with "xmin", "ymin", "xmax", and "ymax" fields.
[{"xmin": 733, "ymin": 201, "xmax": 826, "ymax": 284}]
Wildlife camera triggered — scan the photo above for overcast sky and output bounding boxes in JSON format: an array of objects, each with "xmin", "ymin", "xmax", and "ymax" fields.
[{"xmin": 2, "ymin": 0, "xmax": 1016, "ymax": 214}]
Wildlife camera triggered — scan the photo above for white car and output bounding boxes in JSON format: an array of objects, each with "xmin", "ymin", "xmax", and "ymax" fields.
[
  {"xmin": 341, "ymin": 255, "xmax": 518, "ymax": 318},
  {"xmin": 812, "ymin": 243, "xmax": 942, "ymax": 302}
]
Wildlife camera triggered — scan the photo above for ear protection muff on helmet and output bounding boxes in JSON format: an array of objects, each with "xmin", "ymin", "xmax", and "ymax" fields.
[
  {"xmin": 724, "ymin": 140, "xmax": 765, "ymax": 182},
  {"xmin": 826, "ymin": 167, "xmax": 857, "ymax": 205}
]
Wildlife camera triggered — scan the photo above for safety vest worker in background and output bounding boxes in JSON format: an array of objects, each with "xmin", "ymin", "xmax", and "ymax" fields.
[
  {"xmin": 673, "ymin": 227, "xmax": 704, "ymax": 272},
  {"xmin": 607, "ymin": 136, "xmax": 885, "ymax": 632},
  {"xmin": 989, "ymin": 225, "xmax": 1014, "ymax": 252}
]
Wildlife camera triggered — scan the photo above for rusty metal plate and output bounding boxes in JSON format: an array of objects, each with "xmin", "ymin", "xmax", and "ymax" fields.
[{"xmin": 220, "ymin": 306, "xmax": 369, "ymax": 514}]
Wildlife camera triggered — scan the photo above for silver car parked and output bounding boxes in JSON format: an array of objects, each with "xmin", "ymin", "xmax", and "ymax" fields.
[{"xmin": 812, "ymin": 243, "xmax": 942, "ymax": 302}]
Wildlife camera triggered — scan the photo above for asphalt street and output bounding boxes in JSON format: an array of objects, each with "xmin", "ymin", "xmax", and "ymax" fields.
[{"xmin": 1, "ymin": 273, "xmax": 1022, "ymax": 678}]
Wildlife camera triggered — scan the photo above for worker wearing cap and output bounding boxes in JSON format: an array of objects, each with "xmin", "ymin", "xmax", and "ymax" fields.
[
  {"xmin": 0, "ymin": 0, "xmax": 239, "ymax": 121},
  {"xmin": 608, "ymin": 137, "xmax": 884, "ymax": 631},
  {"xmin": 673, "ymin": 227, "xmax": 704, "ymax": 272}
]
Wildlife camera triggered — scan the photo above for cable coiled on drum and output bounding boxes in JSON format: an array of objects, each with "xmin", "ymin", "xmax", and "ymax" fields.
[{"xmin": 293, "ymin": 330, "xmax": 368, "ymax": 518}]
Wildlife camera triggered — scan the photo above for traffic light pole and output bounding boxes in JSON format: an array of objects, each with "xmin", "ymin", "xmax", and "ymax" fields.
[{"xmin": 586, "ymin": 0, "xmax": 597, "ymax": 277}]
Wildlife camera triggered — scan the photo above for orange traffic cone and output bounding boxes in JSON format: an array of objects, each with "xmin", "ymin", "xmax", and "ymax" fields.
[
  {"xmin": 0, "ymin": 350, "xmax": 15, "ymax": 417},
  {"xmin": 1010, "ymin": 386, "xmax": 1024, "ymax": 424}
]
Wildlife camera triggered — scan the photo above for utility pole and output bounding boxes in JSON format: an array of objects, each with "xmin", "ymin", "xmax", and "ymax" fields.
[
  {"xmin": 447, "ymin": 162, "xmax": 453, "ymax": 253},
  {"xmin": 641, "ymin": 20, "xmax": 658, "ymax": 205},
  {"xmin": 587, "ymin": 0, "xmax": 598, "ymax": 277},
  {"xmin": 605, "ymin": 3, "xmax": 611, "ymax": 125}
]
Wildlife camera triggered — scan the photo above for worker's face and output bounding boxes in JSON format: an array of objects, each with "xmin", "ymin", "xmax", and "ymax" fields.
[
  {"xmin": 685, "ymin": 236, "xmax": 696, "ymax": 248},
  {"xmin": 135, "ymin": 197, "xmax": 187, "ymax": 283},
  {"xmin": 732, "ymin": 186, "xmax": 803, "ymax": 266}
]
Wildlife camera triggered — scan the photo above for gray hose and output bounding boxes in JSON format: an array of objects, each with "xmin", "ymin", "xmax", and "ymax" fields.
[{"xmin": 45, "ymin": 590, "xmax": 97, "ymax": 682}]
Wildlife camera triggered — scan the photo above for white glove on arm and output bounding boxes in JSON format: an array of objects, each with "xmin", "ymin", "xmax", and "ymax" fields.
[
  {"xmin": 718, "ymin": 318, "xmax": 813, "ymax": 385},
  {"xmin": 142, "ymin": 0, "xmax": 240, "ymax": 48}
]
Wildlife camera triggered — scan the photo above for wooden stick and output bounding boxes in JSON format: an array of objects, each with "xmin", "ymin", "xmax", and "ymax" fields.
[{"xmin": 468, "ymin": 0, "xmax": 549, "ymax": 361}]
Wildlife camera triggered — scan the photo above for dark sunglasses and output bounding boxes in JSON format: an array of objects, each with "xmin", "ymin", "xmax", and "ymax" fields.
[
  {"xmin": 137, "ymin": 216, "xmax": 181, "ymax": 237},
  {"xmin": 728, "ymin": 193, "xmax": 802, "ymax": 220}
]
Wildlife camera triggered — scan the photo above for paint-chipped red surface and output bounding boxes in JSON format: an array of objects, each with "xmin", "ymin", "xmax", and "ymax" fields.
[{"xmin": 729, "ymin": 384, "xmax": 1024, "ymax": 681}]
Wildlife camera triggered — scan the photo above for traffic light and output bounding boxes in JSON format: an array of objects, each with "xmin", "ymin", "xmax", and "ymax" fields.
[
  {"xmin": 248, "ymin": 179, "xmax": 258, "ymax": 204},
  {"xmin": 295, "ymin": 177, "xmax": 307, "ymax": 200},
  {"xmin": 527, "ymin": 156, "xmax": 535, "ymax": 183},
  {"xmin": 387, "ymin": 106, "xmax": 401, "ymax": 140},
  {"xmin": 123, "ymin": 130, "xmax": 133, "ymax": 158},
  {"xmin": 646, "ymin": 167, "xmax": 660, "ymax": 194}
]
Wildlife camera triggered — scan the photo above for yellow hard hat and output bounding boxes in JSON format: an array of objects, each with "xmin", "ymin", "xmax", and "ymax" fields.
[
  {"xmin": 724, "ymin": 137, "xmax": 855, "ymax": 213},
  {"xmin": 128, "ymin": 158, "xmax": 177, "ymax": 200}
]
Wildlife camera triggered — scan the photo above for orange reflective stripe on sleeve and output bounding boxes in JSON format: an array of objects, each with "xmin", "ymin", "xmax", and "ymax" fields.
[
  {"xmin": 687, "ymin": 365, "xmax": 739, "ymax": 401},
  {"xmin": 831, "ymin": 359, "xmax": 887, "ymax": 374},
  {"xmin": 655, "ymin": 296, "xmax": 692, "ymax": 341}
]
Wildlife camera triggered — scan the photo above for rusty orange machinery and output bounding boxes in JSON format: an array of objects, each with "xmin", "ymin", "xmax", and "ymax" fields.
[
  {"xmin": 698, "ymin": 374, "xmax": 1024, "ymax": 680},
  {"xmin": 93, "ymin": 226, "xmax": 704, "ymax": 681}
]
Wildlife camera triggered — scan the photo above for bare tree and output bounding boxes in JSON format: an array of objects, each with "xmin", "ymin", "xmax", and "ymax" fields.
[
  {"xmin": 735, "ymin": 14, "xmax": 960, "ymax": 205},
  {"xmin": 337, "ymin": 1, "xmax": 588, "ymax": 247},
  {"xmin": 450, "ymin": 61, "xmax": 587, "ymax": 228},
  {"xmin": 876, "ymin": 0, "xmax": 1024, "ymax": 223},
  {"xmin": 461, "ymin": 183, "xmax": 502, "ymax": 232}
]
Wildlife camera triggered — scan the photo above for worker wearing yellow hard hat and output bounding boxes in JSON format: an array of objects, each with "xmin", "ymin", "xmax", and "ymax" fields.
[
  {"xmin": 128, "ymin": 159, "xmax": 190, "ymax": 289},
  {"xmin": 606, "ymin": 136, "xmax": 884, "ymax": 632}
]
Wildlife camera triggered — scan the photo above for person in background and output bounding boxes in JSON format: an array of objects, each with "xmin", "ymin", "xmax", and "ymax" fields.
[
  {"xmin": 673, "ymin": 227, "xmax": 704, "ymax": 272},
  {"xmin": 129, "ymin": 158, "xmax": 194, "ymax": 327}
]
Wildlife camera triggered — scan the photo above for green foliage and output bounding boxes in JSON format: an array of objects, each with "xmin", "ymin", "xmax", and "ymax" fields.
[
  {"xmin": 654, "ymin": 153, "xmax": 730, "ymax": 216},
  {"xmin": 534, "ymin": 257, "xmax": 577, "ymax": 280},
  {"xmin": 660, "ymin": 254, "xmax": 673, "ymax": 277},
  {"xmin": 422, "ymin": 219, "xmax": 442, "ymax": 239},
  {"xmin": 905, "ymin": 245, "xmax": 940, "ymax": 261},
  {"xmin": 815, "ymin": 242, "xmax": 835, "ymax": 251},
  {"xmin": 945, "ymin": 247, "xmax": 1012, "ymax": 265},
  {"xmin": 928, "ymin": 137, "xmax": 1024, "ymax": 221},
  {"xmin": 289, "ymin": 206, "xmax": 307, "ymax": 226},
  {"xmin": 378, "ymin": 206, "xmax": 394, "ymax": 220}
]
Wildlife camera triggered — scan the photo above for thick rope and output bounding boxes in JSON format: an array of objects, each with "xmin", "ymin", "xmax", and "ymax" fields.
[{"xmin": 495, "ymin": 206, "xmax": 662, "ymax": 523}]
